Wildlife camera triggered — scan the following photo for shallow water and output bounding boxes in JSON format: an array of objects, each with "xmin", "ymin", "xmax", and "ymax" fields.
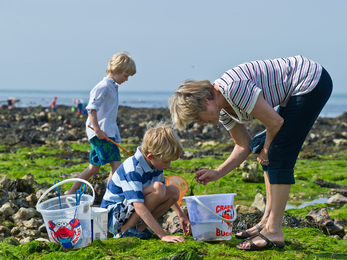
[{"xmin": 285, "ymin": 197, "xmax": 328, "ymax": 210}]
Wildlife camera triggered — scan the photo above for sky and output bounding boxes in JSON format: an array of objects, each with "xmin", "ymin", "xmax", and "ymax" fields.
[{"xmin": 1, "ymin": 0, "xmax": 347, "ymax": 95}]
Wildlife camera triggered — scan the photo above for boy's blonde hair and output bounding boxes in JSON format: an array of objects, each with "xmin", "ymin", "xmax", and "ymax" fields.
[
  {"xmin": 141, "ymin": 121, "xmax": 183, "ymax": 161},
  {"xmin": 106, "ymin": 52, "xmax": 136, "ymax": 76},
  {"xmin": 168, "ymin": 80, "xmax": 213, "ymax": 130}
]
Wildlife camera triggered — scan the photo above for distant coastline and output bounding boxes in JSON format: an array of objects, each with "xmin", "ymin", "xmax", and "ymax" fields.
[{"xmin": 1, "ymin": 89, "xmax": 346, "ymax": 118}]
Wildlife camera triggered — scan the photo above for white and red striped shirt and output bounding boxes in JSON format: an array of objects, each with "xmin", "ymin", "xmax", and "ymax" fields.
[{"xmin": 213, "ymin": 55, "xmax": 322, "ymax": 130}]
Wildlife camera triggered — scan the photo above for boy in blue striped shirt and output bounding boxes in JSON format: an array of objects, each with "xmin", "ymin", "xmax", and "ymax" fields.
[{"xmin": 101, "ymin": 122, "xmax": 191, "ymax": 243}]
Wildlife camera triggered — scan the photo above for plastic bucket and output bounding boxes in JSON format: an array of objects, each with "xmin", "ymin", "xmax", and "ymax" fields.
[
  {"xmin": 91, "ymin": 207, "xmax": 108, "ymax": 242},
  {"xmin": 183, "ymin": 193, "xmax": 237, "ymax": 241},
  {"xmin": 36, "ymin": 178, "xmax": 95, "ymax": 249}
]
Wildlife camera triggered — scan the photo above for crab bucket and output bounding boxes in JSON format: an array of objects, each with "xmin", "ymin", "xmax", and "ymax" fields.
[
  {"xmin": 36, "ymin": 178, "xmax": 95, "ymax": 249},
  {"xmin": 183, "ymin": 193, "xmax": 237, "ymax": 241}
]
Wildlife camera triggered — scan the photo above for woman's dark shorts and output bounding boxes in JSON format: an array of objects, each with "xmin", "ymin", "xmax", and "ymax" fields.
[{"xmin": 262, "ymin": 68, "xmax": 333, "ymax": 184}]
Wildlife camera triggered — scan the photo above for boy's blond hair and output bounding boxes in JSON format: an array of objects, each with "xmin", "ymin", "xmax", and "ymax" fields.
[
  {"xmin": 141, "ymin": 121, "xmax": 183, "ymax": 161},
  {"xmin": 168, "ymin": 80, "xmax": 213, "ymax": 130},
  {"xmin": 106, "ymin": 52, "xmax": 136, "ymax": 76}
]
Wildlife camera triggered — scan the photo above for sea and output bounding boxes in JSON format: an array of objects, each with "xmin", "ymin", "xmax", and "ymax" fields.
[{"xmin": 1, "ymin": 89, "xmax": 347, "ymax": 118}]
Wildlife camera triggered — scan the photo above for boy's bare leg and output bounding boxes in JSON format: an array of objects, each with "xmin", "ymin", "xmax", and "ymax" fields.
[
  {"xmin": 107, "ymin": 161, "xmax": 122, "ymax": 185},
  {"xmin": 120, "ymin": 183, "xmax": 179, "ymax": 233},
  {"xmin": 67, "ymin": 164, "xmax": 101, "ymax": 194}
]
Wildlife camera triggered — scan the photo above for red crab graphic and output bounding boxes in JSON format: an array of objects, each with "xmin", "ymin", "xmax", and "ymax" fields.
[
  {"xmin": 220, "ymin": 209, "xmax": 233, "ymax": 229},
  {"xmin": 48, "ymin": 219, "xmax": 81, "ymax": 248}
]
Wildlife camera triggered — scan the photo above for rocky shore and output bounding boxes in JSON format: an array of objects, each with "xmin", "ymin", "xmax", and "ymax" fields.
[
  {"xmin": 1, "ymin": 105, "xmax": 347, "ymax": 245},
  {"xmin": 1, "ymin": 105, "xmax": 347, "ymax": 153}
]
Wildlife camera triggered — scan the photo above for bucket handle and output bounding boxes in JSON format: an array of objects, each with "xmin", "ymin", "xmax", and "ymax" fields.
[
  {"xmin": 192, "ymin": 196, "xmax": 237, "ymax": 223},
  {"xmin": 36, "ymin": 178, "xmax": 95, "ymax": 209}
]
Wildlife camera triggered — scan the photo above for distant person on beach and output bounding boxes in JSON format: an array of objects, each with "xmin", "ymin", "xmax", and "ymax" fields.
[
  {"xmin": 68, "ymin": 52, "xmax": 136, "ymax": 195},
  {"xmin": 169, "ymin": 55, "xmax": 333, "ymax": 251},
  {"xmin": 100, "ymin": 122, "xmax": 191, "ymax": 242},
  {"xmin": 74, "ymin": 99, "xmax": 83, "ymax": 115},
  {"xmin": 7, "ymin": 97, "xmax": 20, "ymax": 109},
  {"xmin": 49, "ymin": 96, "xmax": 57, "ymax": 114}
]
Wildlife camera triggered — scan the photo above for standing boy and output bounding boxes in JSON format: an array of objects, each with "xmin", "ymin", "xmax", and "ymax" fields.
[
  {"xmin": 68, "ymin": 52, "xmax": 136, "ymax": 194},
  {"xmin": 101, "ymin": 122, "xmax": 191, "ymax": 243}
]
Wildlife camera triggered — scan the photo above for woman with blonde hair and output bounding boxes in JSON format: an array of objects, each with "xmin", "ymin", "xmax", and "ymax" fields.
[{"xmin": 169, "ymin": 55, "xmax": 332, "ymax": 251}]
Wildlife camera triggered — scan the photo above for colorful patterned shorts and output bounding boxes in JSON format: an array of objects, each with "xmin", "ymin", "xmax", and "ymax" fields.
[
  {"xmin": 107, "ymin": 199, "xmax": 143, "ymax": 235},
  {"xmin": 89, "ymin": 136, "xmax": 121, "ymax": 165}
]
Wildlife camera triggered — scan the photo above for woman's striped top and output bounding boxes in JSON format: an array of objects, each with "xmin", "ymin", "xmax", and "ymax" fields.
[{"xmin": 213, "ymin": 55, "xmax": 323, "ymax": 130}]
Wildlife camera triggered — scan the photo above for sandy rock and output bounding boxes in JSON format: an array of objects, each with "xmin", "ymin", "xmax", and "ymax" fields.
[
  {"xmin": 23, "ymin": 218, "xmax": 39, "ymax": 229},
  {"xmin": 327, "ymin": 194, "xmax": 347, "ymax": 204},
  {"xmin": 12, "ymin": 207, "xmax": 38, "ymax": 223},
  {"xmin": 0, "ymin": 202, "xmax": 16, "ymax": 217},
  {"xmin": 236, "ymin": 205, "xmax": 263, "ymax": 215},
  {"xmin": 240, "ymin": 161, "xmax": 259, "ymax": 183},
  {"xmin": 251, "ymin": 193, "xmax": 266, "ymax": 213}
]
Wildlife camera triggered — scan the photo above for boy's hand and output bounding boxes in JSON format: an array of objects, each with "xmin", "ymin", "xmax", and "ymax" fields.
[
  {"xmin": 95, "ymin": 129, "xmax": 108, "ymax": 140},
  {"xmin": 161, "ymin": 235, "xmax": 185, "ymax": 243},
  {"xmin": 179, "ymin": 215, "xmax": 191, "ymax": 235}
]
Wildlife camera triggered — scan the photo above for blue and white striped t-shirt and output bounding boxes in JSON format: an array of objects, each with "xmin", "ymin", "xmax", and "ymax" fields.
[
  {"xmin": 213, "ymin": 55, "xmax": 323, "ymax": 130},
  {"xmin": 100, "ymin": 147, "xmax": 165, "ymax": 208}
]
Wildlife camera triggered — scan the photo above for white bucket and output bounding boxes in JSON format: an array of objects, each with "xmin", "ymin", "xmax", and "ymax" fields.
[
  {"xmin": 91, "ymin": 207, "xmax": 108, "ymax": 241},
  {"xmin": 36, "ymin": 178, "xmax": 95, "ymax": 249},
  {"xmin": 183, "ymin": 193, "xmax": 237, "ymax": 241}
]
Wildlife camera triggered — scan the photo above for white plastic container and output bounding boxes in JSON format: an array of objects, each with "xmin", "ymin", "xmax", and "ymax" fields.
[
  {"xmin": 91, "ymin": 207, "xmax": 108, "ymax": 241},
  {"xmin": 183, "ymin": 193, "xmax": 237, "ymax": 241},
  {"xmin": 36, "ymin": 178, "xmax": 95, "ymax": 249}
]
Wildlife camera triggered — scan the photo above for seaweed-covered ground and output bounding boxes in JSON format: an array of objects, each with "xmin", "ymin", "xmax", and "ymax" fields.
[{"xmin": 0, "ymin": 106, "xmax": 347, "ymax": 259}]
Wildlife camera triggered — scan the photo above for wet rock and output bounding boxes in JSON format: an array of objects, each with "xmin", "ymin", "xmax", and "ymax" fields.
[
  {"xmin": 330, "ymin": 189, "xmax": 347, "ymax": 198},
  {"xmin": 19, "ymin": 237, "xmax": 34, "ymax": 244},
  {"xmin": 161, "ymin": 206, "xmax": 188, "ymax": 235},
  {"xmin": 327, "ymin": 194, "xmax": 347, "ymax": 204},
  {"xmin": 11, "ymin": 227, "xmax": 21, "ymax": 236},
  {"xmin": 314, "ymin": 178, "xmax": 343, "ymax": 189},
  {"xmin": 38, "ymin": 224, "xmax": 47, "ymax": 233},
  {"xmin": 0, "ymin": 177, "xmax": 12, "ymax": 190},
  {"xmin": 305, "ymin": 207, "xmax": 345, "ymax": 238},
  {"xmin": 0, "ymin": 225, "xmax": 11, "ymax": 238}
]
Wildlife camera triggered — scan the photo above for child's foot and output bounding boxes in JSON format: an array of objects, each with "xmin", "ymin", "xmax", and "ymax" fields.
[
  {"xmin": 142, "ymin": 227, "xmax": 153, "ymax": 239},
  {"xmin": 114, "ymin": 227, "xmax": 148, "ymax": 239}
]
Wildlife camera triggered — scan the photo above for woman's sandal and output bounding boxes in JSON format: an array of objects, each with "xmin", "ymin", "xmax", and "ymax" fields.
[
  {"xmin": 236, "ymin": 233, "xmax": 285, "ymax": 251},
  {"xmin": 235, "ymin": 224, "xmax": 263, "ymax": 239}
]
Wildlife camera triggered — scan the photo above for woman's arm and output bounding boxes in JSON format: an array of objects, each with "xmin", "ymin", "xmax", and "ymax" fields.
[
  {"xmin": 249, "ymin": 95, "xmax": 284, "ymax": 162},
  {"xmin": 196, "ymin": 123, "xmax": 252, "ymax": 185}
]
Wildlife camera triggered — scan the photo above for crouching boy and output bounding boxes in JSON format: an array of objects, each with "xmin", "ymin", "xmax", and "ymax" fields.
[{"xmin": 100, "ymin": 122, "xmax": 191, "ymax": 243}]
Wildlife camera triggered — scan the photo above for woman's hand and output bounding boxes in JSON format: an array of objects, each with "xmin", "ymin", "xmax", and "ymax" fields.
[
  {"xmin": 195, "ymin": 169, "xmax": 221, "ymax": 185},
  {"xmin": 255, "ymin": 149, "xmax": 269, "ymax": 166}
]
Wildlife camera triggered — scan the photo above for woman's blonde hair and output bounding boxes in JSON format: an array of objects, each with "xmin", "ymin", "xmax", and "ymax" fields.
[
  {"xmin": 106, "ymin": 52, "xmax": 136, "ymax": 76},
  {"xmin": 141, "ymin": 121, "xmax": 183, "ymax": 161},
  {"xmin": 168, "ymin": 80, "xmax": 213, "ymax": 130}
]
